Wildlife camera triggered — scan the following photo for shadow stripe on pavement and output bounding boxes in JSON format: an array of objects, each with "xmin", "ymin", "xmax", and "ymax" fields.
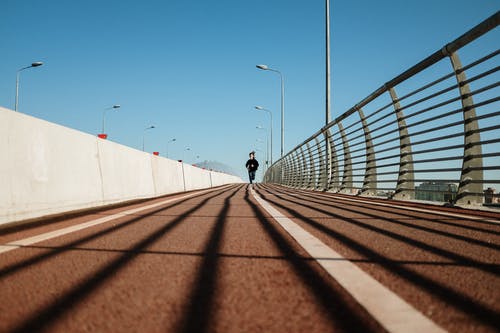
[{"xmin": 251, "ymin": 186, "xmax": 446, "ymax": 333}]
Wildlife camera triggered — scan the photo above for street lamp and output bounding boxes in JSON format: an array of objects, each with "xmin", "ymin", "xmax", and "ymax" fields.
[
  {"xmin": 256, "ymin": 125, "xmax": 269, "ymax": 170},
  {"xmin": 183, "ymin": 147, "xmax": 191, "ymax": 162},
  {"xmin": 254, "ymin": 148, "xmax": 265, "ymax": 182},
  {"xmin": 15, "ymin": 62, "xmax": 43, "ymax": 112},
  {"xmin": 166, "ymin": 138, "xmax": 176, "ymax": 158},
  {"xmin": 256, "ymin": 64, "xmax": 284, "ymax": 158},
  {"xmin": 254, "ymin": 106, "xmax": 273, "ymax": 165},
  {"xmin": 142, "ymin": 125, "xmax": 155, "ymax": 151},
  {"xmin": 325, "ymin": 0, "xmax": 331, "ymax": 124},
  {"xmin": 101, "ymin": 104, "xmax": 120, "ymax": 137}
]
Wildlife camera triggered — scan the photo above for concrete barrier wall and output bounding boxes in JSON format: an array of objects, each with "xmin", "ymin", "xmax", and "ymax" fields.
[
  {"xmin": 0, "ymin": 107, "xmax": 243, "ymax": 226},
  {"xmin": 151, "ymin": 156, "xmax": 185, "ymax": 195},
  {"xmin": 211, "ymin": 171, "xmax": 234, "ymax": 187}
]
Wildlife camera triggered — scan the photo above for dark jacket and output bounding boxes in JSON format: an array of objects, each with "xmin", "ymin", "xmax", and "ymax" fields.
[{"xmin": 246, "ymin": 158, "xmax": 259, "ymax": 172}]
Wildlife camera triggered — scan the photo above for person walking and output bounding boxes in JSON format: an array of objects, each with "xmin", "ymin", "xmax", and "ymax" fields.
[{"xmin": 245, "ymin": 151, "xmax": 259, "ymax": 184}]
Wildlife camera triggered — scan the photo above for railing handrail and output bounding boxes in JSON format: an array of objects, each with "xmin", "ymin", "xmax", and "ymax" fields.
[
  {"xmin": 282, "ymin": 11, "xmax": 500, "ymax": 160},
  {"xmin": 265, "ymin": 12, "xmax": 500, "ymax": 208}
]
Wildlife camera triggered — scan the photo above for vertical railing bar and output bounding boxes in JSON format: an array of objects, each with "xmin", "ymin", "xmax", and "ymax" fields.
[
  {"xmin": 299, "ymin": 146, "xmax": 307, "ymax": 189},
  {"xmin": 315, "ymin": 136, "xmax": 324, "ymax": 190},
  {"xmin": 357, "ymin": 107, "xmax": 377, "ymax": 196},
  {"xmin": 389, "ymin": 87, "xmax": 415, "ymax": 200},
  {"xmin": 449, "ymin": 51, "xmax": 484, "ymax": 206},
  {"xmin": 306, "ymin": 142, "xmax": 315, "ymax": 189},
  {"xmin": 339, "ymin": 122, "xmax": 353, "ymax": 193}
]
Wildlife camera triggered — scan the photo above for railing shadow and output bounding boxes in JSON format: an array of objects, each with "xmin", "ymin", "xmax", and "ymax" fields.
[
  {"xmin": 11, "ymin": 244, "xmax": 488, "ymax": 267},
  {"xmin": 283, "ymin": 185, "xmax": 500, "ymax": 233},
  {"xmin": 262, "ymin": 184, "xmax": 500, "ymax": 262},
  {"xmin": 7, "ymin": 186, "xmax": 236, "ymax": 333},
  {"xmin": 0, "ymin": 187, "xmax": 238, "ymax": 279},
  {"xmin": 255, "ymin": 185, "xmax": 500, "ymax": 330},
  {"xmin": 245, "ymin": 187, "xmax": 385, "ymax": 332},
  {"xmin": 175, "ymin": 186, "xmax": 240, "ymax": 333}
]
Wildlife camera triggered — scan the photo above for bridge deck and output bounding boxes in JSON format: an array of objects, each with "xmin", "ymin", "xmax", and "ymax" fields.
[{"xmin": 0, "ymin": 184, "xmax": 499, "ymax": 332}]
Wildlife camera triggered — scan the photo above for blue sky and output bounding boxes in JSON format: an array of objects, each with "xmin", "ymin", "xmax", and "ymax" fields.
[{"xmin": 1, "ymin": 0, "xmax": 498, "ymax": 179}]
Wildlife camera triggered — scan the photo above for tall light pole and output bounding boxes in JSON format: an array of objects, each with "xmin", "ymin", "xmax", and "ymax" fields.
[
  {"xmin": 142, "ymin": 125, "xmax": 155, "ymax": 151},
  {"xmin": 102, "ymin": 104, "xmax": 120, "ymax": 135},
  {"xmin": 325, "ymin": 0, "xmax": 333, "ymax": 189},
  {"xmin": 256, "ymin": 125, "xmax": 269, "ymax": 171},
  {"xmin": 256, "ymin": 64, "xmax": 284, "ymax": 158},
  {"xmin": 166, "ymin": 138, "xmax": 176, "ymax": 158},
  {"xmin": 15, "ymin": 62, "xmax": 43, "ymax": 112},
  {"xmin": 326, "ymin": 0, "xmax": 331, "ymax": 125},
  {"xmin": 254, "ymin": 147, "xmax": 265, "ymax": 181},
  {"xmin": 254, "ymin": 106, "xmax": 273, "ymax": 165}
]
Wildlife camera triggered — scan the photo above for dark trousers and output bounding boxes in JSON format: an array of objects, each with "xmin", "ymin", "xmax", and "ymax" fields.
[{"xmin": 248, "ymin": 170, "xmax": 256, "ymax": 184}]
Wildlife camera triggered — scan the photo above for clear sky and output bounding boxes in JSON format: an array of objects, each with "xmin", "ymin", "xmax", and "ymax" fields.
[{"xmin": 1, "ymin": 0, "xmax": 498, "ymax": 179}]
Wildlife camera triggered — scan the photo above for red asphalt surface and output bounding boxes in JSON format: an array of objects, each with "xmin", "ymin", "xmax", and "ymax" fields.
[{"xmin": 0, "ymin": 184, "xmax": 499, "ymax": 333}]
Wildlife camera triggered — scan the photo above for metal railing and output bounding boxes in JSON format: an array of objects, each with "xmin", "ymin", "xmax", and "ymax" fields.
[{"xmin": 264, "ymin": 12, "xmax": 500, "ymax": 207}]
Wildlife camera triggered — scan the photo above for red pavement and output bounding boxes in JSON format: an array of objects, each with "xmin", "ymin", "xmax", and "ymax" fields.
[{"xmin": 0, "ymin": 184, "xmax": 499, "ymax": 333}]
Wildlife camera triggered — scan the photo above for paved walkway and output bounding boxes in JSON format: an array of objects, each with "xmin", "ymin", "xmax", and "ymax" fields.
[{"xmin": 0, "ymin": 184, "xmax": 499, "ymax": 332}]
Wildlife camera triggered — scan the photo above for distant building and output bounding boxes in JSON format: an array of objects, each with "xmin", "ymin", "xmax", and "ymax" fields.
[{"xmin": 415, "ymin": 181, "xmax": 458, "ymax": 203}]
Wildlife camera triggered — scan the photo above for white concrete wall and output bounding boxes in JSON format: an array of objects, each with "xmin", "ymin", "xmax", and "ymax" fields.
[{"xmin": 0, "ymin": 107, "xmax": 243, "ymax": 226}]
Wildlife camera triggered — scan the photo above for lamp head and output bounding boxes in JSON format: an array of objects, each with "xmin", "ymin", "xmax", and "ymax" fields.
[
  {"xmin": 255, "ymin": 106, "xmax": 263, "ymax": 110},
  {"xmin": 31, "ymin": 62, "xmax": 43, "ymax": 67},
  {"xmin": 256, "ymin": 64, "xmax": 268, "ymax": 70},
  {"xmin": 112, "ymin": 104, "xmax": 120, "ymax": 109}
]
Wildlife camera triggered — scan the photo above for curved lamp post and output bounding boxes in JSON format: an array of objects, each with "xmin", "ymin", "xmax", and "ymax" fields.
[
  {"xmin": 142, "ymin": 125, "xmax": 155, "ymax": 151},
  {"xmin": 254, "ymin": 106, "xmax": 273, "ymax": 165},
  {"xmin": 325, "ymin": 0, "xmax": 331, "ymax": 125},
  {"xmin": 254, "ymin": 148, "xmax": 265, "ymax": 181},
  {"xmin": 256, "ymin": 64, "xmax": 284, "ymax": 158},
  {"xmin": 15, "ymin": 62, "xmax": 43, "ymax": 112},
  {"xmin": 101, "ymin": 104, "xmax": 120, "ymax": 138},
  {"xmin": 256, "ymin": 125, "xmax": 269, "ymax": 170}
]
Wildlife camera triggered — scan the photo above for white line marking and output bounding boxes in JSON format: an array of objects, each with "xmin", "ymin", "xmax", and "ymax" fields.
[
  {"xmin": 251, "ymin": 187, "xmax": 446, "ymax": 333},
  {"xmin": 275, "ymin": 186, "xmax": 500, "ymax": 225},
  {"xmin": 0, "ymin": 186, "xmax": 231, "ymax": 255}
]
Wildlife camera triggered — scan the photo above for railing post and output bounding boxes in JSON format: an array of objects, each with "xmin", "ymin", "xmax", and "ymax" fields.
[
  {"xmin": 292, "ymin": 151, "xmax": 301, "ymax": 188},
  {"xmin": 281, "ymin": 157, "xmax": 290, "ymax": 185},
  {"xmin": 281, "ymin": 155, "xmax": 289, "ymax": 186},
  {"xmin": 278, "ymin": 160, "xmax": 284, "ymax": 184},
  {"xmin": 274, "ymin": 161, "xmax": 280, "ymax": 184},
  {"xmin": 358, "ymin": 107, "xmax": 377, "ymax": 196},
  {"xmin": 327, "ymin": 127, "xmax": 340, "ymax": 192},
  {"xmin": 315, "ymin": 136, "xmax": 325, "ymax": 190},
  {"xmin": 279, "ymin": 156, "xmax": 285, "ymax": 185},
  {"xmin": 285, "ymin": 154, "xmax": 294, "ymax": 186},
  {"xmin": 338, "ymin": 122, "xmax": 353, "ymax": 193},
  {"xmin": 299, "ymin": 146, "xmax": 308, "ymax": 189},
  {"xmin": 306, "ymin": 141, "xmax": 315, "ymax": 189},
  {"xmin": 284, "ymin": 155, "xmax": 292, "ymax": 186},
  {"xmin": 287, "ymin": 152, "xmax": 294, "ymax": 187},
  {"xmin": 448, "ymin": 51, "xmax": 484, "ymax": 206},
  {"xmin": 321, "ymin": 129, "xmax": 331, "ymax": 190},
  {"xmin": 273, "ymin": 161, "xmax": 279, "ymax": 183},
  {"xmin": 389, "ymin": 87, "xmax": 415, "ymax": 200}
]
